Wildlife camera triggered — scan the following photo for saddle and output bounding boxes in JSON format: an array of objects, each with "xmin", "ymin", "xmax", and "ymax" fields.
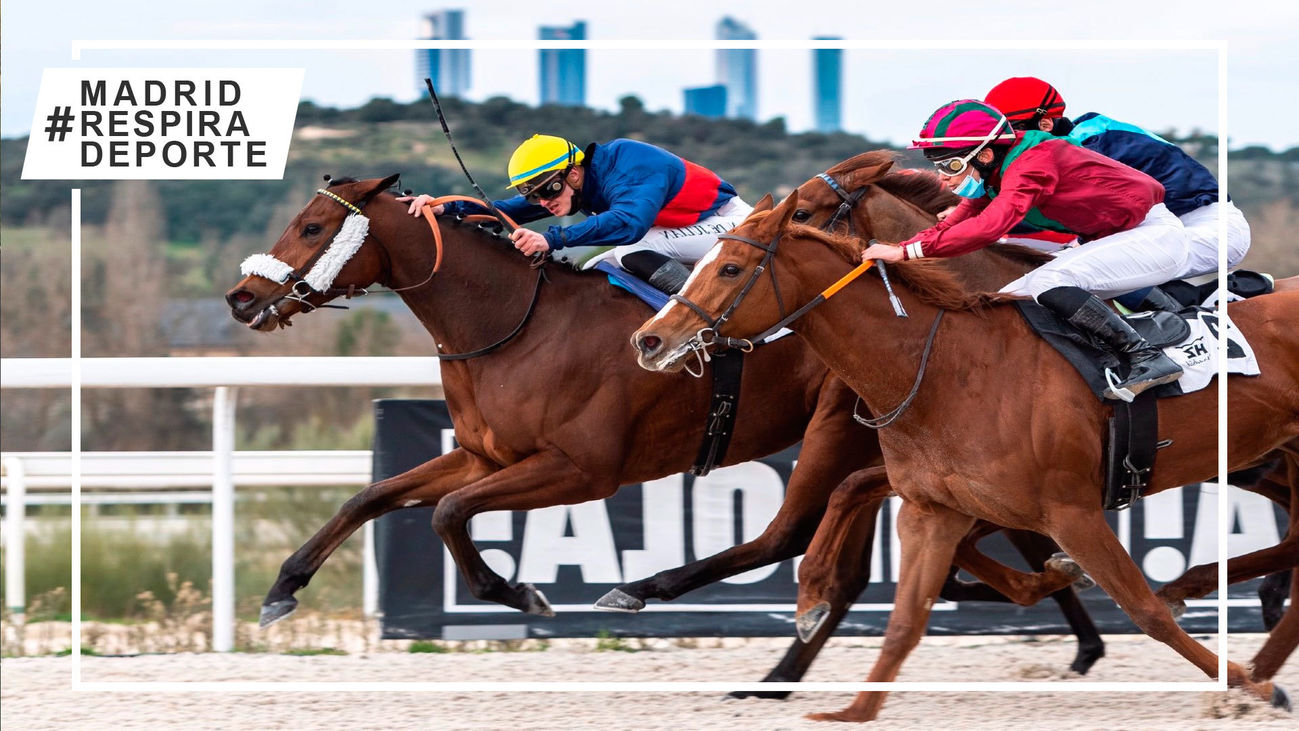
[{"xmin": 1016, "ymin": 274, "xmax": 1269, "ymax": 510}]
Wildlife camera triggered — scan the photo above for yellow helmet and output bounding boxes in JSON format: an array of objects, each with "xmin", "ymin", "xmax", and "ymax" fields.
[{"xmin": 506, "ymin": 134, "xmax": 584, "ymax": 190}]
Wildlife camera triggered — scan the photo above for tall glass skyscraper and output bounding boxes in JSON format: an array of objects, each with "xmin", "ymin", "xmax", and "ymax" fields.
[
  {"xmin": 715, "ymin": 16, "xmax": 757, "ymax": 120},
  {"xmin": 813, "ymin": 38, "xmax": 842, "ymax": 132},
  {"xmin": 417, "ymin": 10, "xmax": 471, "ymax": 97},
  {"xmin": 683, "ymin": 85, "xmax": 728, "ymax": 118},
  {"xmin": 539, "ymin": 21, "xmax": 587, "ymax": 107}
]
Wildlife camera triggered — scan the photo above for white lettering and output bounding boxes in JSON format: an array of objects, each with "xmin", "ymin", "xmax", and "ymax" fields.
[
  {"xmin": 517, "ymin": 501, "xmax": 622, "ymax": 583},
  {"xmin": 620, "ymin": 476, "xmax": 686, "ymax": 582},
  {"xmin": 692, "ymin": 462, "xmax": 784, "ymax": 584}
]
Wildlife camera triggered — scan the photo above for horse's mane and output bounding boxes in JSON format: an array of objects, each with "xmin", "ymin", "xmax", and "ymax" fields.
[
  {"xmin": 875, "ymin": 172, "xmax": 960, "ymax": 217},
  {"xmin": 756, "ymin": 215, "xmax": 1002, "ymax": 311},
  {"xmin": 821, "ymin": 151, "xmax": 960, "ymax": 217}
]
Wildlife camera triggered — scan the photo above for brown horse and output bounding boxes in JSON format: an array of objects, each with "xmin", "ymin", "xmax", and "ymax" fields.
[
  {"xmin": 224, "ymin": 170, "xmax": 1102, "ymax": 684},
  {"xmin": 632, "ymin": 190, "xmax": 1299, "ymax": 720}
]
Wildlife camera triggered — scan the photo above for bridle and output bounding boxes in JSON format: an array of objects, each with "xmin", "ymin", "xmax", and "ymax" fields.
[
  {"xmin": 238, "ymin": 187, "xmax": 381, "ymax": 323},
  {"xmin": 816, "ymin": 172, "xmax": 870, "ymax": 236},
  {"xmin": 666, "ymin": 171, "xmax": 875, "ymax": 364},
  {"xmin": 240, "ymin": 186, "xmax": 544, "ymax": 360},
  {"xmin": 662, "ymin": 173, "xmax": 941, "ymax": 428}
]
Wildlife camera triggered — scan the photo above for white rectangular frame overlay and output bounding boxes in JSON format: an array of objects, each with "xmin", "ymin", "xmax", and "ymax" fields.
[{"xmin": 66, "ymin": 37, "xmax": 1230, "ymax": 693}]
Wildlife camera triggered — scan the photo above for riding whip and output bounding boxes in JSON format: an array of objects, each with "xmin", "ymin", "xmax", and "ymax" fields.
[
  {"xmin": 423, "ymin": 79, "xmax": 517, "ymax": 235},
  {"xmin": 868, "ymin": 239, "xmax": 908, "ymax": 318}
]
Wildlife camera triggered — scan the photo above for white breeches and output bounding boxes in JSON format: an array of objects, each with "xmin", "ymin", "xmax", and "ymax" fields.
[
  {"xmin": 1000, "ymin": 203, "xmax": 1190, "ymax": 301},
  {"xmin": 558, "ymin": 198, "xmax": 754, "ymax": 270},
  {"xmin": 1175, "ymin": 200, "xmax": 1251, "ymax": 278}
]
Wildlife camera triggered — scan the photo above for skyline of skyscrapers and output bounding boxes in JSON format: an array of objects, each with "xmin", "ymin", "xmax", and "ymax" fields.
[
  {"xmin": 683, "ymin": 84, "xmax": 728, "ymax": 119},
  {"xmin": 412, "ymin": 10, "xmax": 843, "ymax": 132},
  {"xmin": 539, "ymin": 21, "xmax": 587, "ymax": 107},
  {"xmin": 813, "ymin": 39, "xmax": 842, "ymax": 132},
  {"xmin": 417, "ymin": 10, "xmax": 471, "ymax": 97},
  {"xmin": 714, "ymin": 16, "xmax": 758, "ymax": 121}
]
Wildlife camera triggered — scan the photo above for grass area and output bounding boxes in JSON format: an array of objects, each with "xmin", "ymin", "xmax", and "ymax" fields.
[
  {"xmin": 407, "ymin": 640, "xmax": 450, "ymax": 654},
  {"xmin": 1, "ymin": 485, "xmax": 365, "ymax": 623},
  {"xmin": 283, "ymin": 647, "xmax": 347, "ymax": 656}
]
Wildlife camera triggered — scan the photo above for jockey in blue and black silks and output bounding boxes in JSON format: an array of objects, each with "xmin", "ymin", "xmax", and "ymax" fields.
[
  {"xmin": 985, "ymin": 76, "xmax": 1250, "ymax": 311},
  {"xmin": 401, "ymin": 134, "xmax": 750, "ymax": 294}
]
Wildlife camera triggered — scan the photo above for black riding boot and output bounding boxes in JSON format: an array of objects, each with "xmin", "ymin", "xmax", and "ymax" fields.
[
  {"xmin": 1133, "ymin": 285, "xmax": 1184, "ymax": 313},
  {"xmin": 1038, "ymin": 286, "xmax": 1184, "ymax": 400},
  {"xmin": 622, "ymin": 250, "xmax": 693, "ymax": 294}
]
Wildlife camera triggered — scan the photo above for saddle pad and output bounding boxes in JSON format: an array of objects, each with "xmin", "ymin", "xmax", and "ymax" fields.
[
  {"xmin": 1015, "ymin": 303, "xmax": 1260, "ymax": 400},
  {"xmin": 594, "ymin": 260, "xmax": 669, "ymax": 311}
]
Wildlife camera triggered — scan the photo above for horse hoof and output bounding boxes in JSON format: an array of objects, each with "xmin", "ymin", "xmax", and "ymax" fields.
[
  {"xmin": 795, "ymin": 602, "xmax": 831, "ymax": 643},
  {"xmin": 1047, "ymin": 552, "xmax": 1096, "ymax": 591},
  {"xmin": 259, "ymin": 598, "xmax": 298, "ymax": 628},
  {"xmin": 593, "ymin": 588, "xmax": 646, "ymax": 614},
  {"xmin": 521, "ymin": 583, "xmax": 556, "ymax": 617},
  {"xmin": 1272, "ymin": 684, "xmax": 1292, "ymax": 713},
  {"xmin": 726, "ymin": 689, "xmax": 791, "ymax": 701}
]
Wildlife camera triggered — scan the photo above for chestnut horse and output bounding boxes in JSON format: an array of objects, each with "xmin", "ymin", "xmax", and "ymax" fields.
[
  {"xmin": 225, "ymin": 170, "xmax": 1102, "ymax": 685},
  {"xmin": 632, "ymin": 190, "xmax": 1299, "ymax": 720}
]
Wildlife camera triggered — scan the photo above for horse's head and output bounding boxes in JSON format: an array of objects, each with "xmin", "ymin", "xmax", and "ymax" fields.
[
  {"xmin": 633, "ymin": 191, "xmax": 821, "ymax": 373},
  {"xmin": 226, "ymin": 174, "xmax": 399, "ymax": 330},
  {"xmin": 792, "ymin": 151, "xmax": 956, "ymax": 241}
]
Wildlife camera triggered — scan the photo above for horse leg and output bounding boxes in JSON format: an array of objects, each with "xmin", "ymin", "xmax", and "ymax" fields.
[
  {"xmin": 806, "ymin": 500, "xmax": 975, "ymax": 723},
  {"xmin": 1252, "ymin": 566, "xmax": 1299, "ymax": 682},
  {"xmin": 929, "ymin": 529, "xmax": 1105, "ymax": 675},
  {"xmin": 431, "ymin": 448, "xmax": 618, "ymax": 615},
  {"xmin": 730, "ymin": 474, "xmax": 885, "ymax": 700},
  {"xmin": 260, "ymin": 447, "xmax": 494, "ymax": 626},
  {"xmin": 1003, "ymin": 529, "xmax": 1106, "ymax": 675},
  {"xmin": 1158, "ymin": 455, "xmax": 1297, "ymax": 615},
  {"xmin": 794, "ymin": 467, "xmax": 893, "ymax": 640},
  {"xmin": 1156, "ymin": 535, "xmax": 1299, "ymax": 614},
  {"xmin": 1048, "ymin": 508, "xmax": 1283, "ymax": 706},
  {"xmin": 1261, "ymin": 570, "xmax": 1294, "ymax": 631},
  {"xmin": 598, "ymin": 391, "xmax": 875, "ymax": 612},
  {"xmin": 948, "ymin": 533, "xmax": 1086, "ymax": 606}
]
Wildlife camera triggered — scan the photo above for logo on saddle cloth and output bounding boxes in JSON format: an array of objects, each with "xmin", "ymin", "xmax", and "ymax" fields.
[{"xmin": 1017, "ymin": 305, "xmax": 1260, "ymax": 401}]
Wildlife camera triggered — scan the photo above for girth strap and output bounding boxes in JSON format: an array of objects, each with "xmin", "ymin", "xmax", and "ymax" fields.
[
  {"xmin": 1104, "ymin": 392, "xmax": 1165, "ymax": 510},
  {"xmin": 691, "ymin": 349, "xmax": 746, "ymax": 476}
]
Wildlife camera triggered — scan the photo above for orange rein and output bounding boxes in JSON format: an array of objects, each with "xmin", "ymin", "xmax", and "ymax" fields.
[{"xmin": 419, "ymin": 195, "xmax": 522, "ymax": 276}]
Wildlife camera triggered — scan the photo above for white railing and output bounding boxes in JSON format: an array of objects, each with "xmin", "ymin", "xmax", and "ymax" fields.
[{"xmin": 1, "ymin": 356, "xmax": 444, "ymax": 651}]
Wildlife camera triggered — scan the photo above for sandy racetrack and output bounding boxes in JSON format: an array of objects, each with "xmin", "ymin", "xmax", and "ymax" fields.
[{"xmin": 3, "ymin": 633, "xmax": 1295, "ymax": 730}]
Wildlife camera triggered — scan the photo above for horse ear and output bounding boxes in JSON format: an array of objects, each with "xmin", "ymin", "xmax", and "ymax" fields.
[
  {"xmin": 757, "ymin": 189, "xmax": 800, "ymax": 236},
  {"xmin": 357, "ymin": 173, "xmax": 402, "ymax": 206},
  {"xmin": 752, "ymin": 193, "xmax": 775, "ymax": 212},
  {"xmin": 843, "ymin": 156, "xmax": 895, "ymax": 188}
]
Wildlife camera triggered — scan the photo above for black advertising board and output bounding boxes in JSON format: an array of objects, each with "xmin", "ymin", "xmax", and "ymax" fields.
[{"xmin": 374, "ymin": 400, "xmax": 1285, "ymax": 640}]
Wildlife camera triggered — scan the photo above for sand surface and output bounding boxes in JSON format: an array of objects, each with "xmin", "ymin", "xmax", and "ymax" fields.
[{"xmin": 3, "ymin": 633, "xmax": 1295, "ymax": 730}]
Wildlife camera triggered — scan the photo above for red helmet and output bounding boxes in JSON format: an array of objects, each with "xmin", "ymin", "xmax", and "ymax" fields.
[{"xmin": 985, "ymin": 77, "xmax": 1067, "ymax": 126}]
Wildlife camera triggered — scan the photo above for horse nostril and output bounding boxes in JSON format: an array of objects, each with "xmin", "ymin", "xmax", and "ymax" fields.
[
  {"xmin": 641, "ymin": 335, "xmax": 662, "ymax": 354},
  {"xmin": 227, "ymin": 289, "xmax": 255, "ymax": 308}
]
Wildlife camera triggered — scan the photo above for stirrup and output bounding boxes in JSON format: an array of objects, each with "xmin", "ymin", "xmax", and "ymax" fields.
[{"xmin": 1103, "ymin": 368, "xmax": 1136, "ymax": 402}]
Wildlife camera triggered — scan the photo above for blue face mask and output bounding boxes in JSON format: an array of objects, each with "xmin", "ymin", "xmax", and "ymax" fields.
[{"xmin": 952, "ymin": 173, "xmax": 985, "ymax": 199}]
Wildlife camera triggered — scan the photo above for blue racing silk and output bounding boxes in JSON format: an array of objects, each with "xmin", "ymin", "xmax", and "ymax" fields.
[
  {"xmin": 442, "ymin": 139, "xmax": 737, "ymax": 250},
  {"xmin": 1068, "ymin": 112, "xmax": 1219, "ymax": 216}
]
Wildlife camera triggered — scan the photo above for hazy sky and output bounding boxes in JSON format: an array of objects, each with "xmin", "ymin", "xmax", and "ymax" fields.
[{"xmin": 3, "ymin": 1, "xmax": 1298, "ymax": 151}]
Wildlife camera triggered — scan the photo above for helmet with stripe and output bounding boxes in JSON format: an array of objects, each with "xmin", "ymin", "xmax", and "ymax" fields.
[
  {"xmin": 985, "ymin": 77, "xmax": 1067, "ymax": 129},
  {"xmin": 910, "ymin": 100, "xmax": 1018, "ymax": 152},
  {"xmin": 506, "ymin": 134, "xmax": 585, "ymax": 192}
]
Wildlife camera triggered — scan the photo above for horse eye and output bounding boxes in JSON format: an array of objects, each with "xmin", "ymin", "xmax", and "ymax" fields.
[
  {"xmin": 720, "ymin": 263, "xmax": 743, "ymax": 278},
  {"xmin": 303, "ymin": 223, "xmax": 322, "ymax": 237},
  {"xmin": 792, "ymin": 209, "xmax": 811, "ymax": 222}
]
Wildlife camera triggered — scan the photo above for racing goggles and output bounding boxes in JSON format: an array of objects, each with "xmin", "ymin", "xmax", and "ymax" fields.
[
  {"xmin": 930, "ymin": 145, "xmax": 984, "ymax": 177},
  {"xmin": 518, "ymin": 169, "xmax": 568, "ymax": 203}
]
